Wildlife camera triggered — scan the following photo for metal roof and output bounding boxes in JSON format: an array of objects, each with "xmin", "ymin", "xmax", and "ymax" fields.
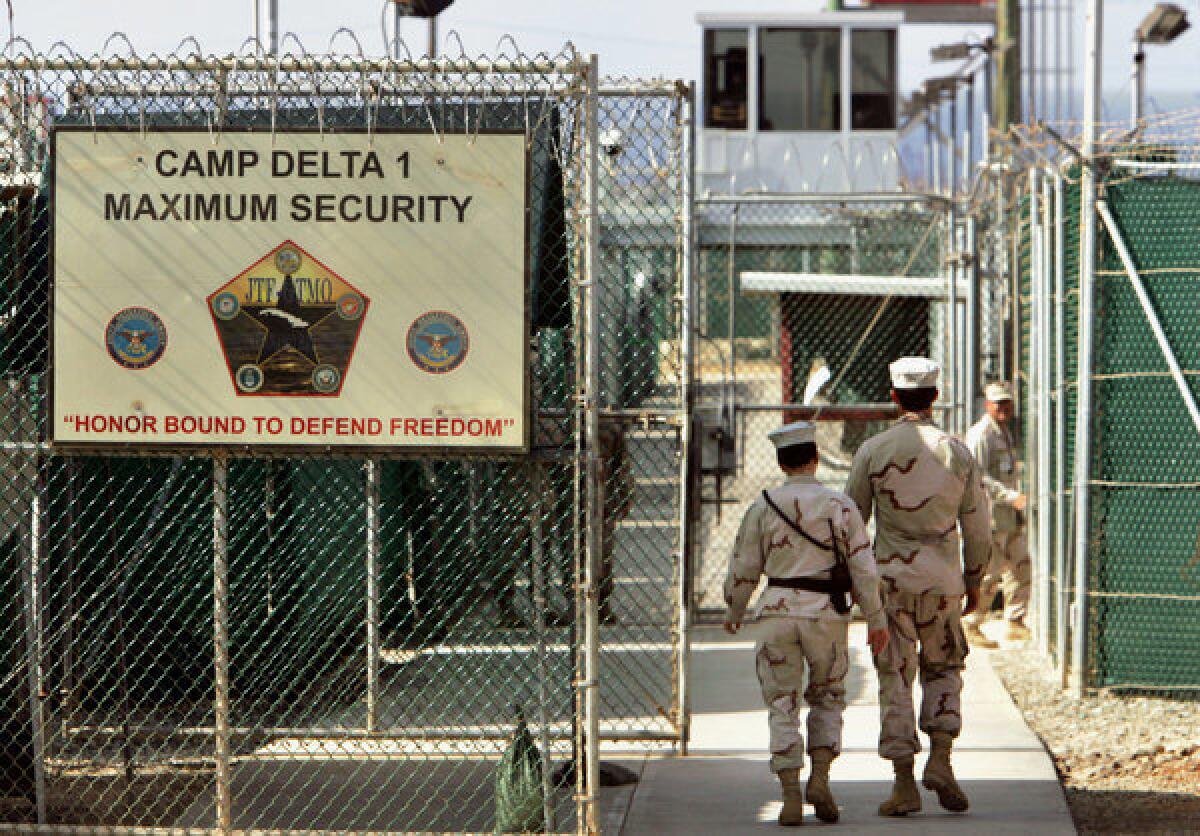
[{"xmin": 741, "ymin": 271, "xmax": 966, "ymax": 299}]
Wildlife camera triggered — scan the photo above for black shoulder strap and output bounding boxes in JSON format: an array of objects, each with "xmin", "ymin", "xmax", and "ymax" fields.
[
  {"xmin": 761, "ymin": 489, "xmax": 832, "ymax": 552},
  {"xmin": 827, "ymin": 519, "xmax": 846, "ymax": 567}
]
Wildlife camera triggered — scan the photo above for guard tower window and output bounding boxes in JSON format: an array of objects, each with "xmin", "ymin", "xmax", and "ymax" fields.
[
  {"xmin": 759, "ymin": 28, "xmax": 841, "ymax": 131},
  {"xmin": 851, "ymin": 30, "xmax": 897, "ymax": 130},
  {"xmin": 704, "ymin": 29, "xmax": 748, "ymax": 130}
]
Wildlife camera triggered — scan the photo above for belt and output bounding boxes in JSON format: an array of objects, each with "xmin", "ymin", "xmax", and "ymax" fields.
[{"xmin": 767, "ymin": 576, "xmax": 840, "ymax": 594}]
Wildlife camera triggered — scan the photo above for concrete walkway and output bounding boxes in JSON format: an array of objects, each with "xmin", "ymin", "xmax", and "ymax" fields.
[{"xmin": 606, "ymin": 622, "xmax": 1074, "ymax": 834}]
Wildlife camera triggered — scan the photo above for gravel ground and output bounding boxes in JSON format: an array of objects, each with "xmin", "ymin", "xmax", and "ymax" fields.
[{"xmin": 991, "ymin": 648, "xmax": 1200, "ymax": 834}]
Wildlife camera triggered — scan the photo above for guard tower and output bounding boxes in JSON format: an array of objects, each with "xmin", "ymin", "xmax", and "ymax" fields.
[{"xmin": 697, "ymin": 10, "xmax": 902, "ymax": 194}]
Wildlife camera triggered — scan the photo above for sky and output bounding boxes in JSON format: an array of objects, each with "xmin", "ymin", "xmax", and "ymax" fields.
[{"xmin": 8, "ymin": 1, "xmax": 1199, "ymax": 116}]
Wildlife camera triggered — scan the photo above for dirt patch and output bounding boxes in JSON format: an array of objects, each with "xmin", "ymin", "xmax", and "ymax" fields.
[{"xmin": 991, "ymin": 650, "xmax": 1200, "ymax": 834}]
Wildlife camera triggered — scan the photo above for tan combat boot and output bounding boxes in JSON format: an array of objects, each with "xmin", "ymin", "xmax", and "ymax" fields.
[
  {"xmin": 877, "ymin": 756, "xmax": 922, "ymax": 816},
  {"xmin": 777, "ymin": 767, "xmax": 805, "ymax": 826},
  {"xmin": 923, "ymin": 731, "xmax": 969, "ymax": 812},
  {"xmin": 964, "ymin": 623, "xmax": 999, "ymax": 649},
  {"xmin": 805, "ymin": 748, "xmax": 839, "ymax": 823}
]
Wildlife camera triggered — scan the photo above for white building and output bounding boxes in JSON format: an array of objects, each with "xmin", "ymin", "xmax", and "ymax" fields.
[{"xmin": 697, "ymin": 10, "xmax": 903, "ymax": 194}]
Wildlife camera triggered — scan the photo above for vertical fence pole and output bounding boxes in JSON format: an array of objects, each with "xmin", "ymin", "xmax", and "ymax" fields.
[
  {"xmin": 1072, "ymin": 0, "xmax": 1102, "ymax": 696},
  {"xmin": 213, "ymin": 453, "xmax": 232, "ymax": 833},
  {"xmin": 529, "ymin": 462, "xmax": 555, "ymax": 831},
  {"xmin": 1053, "ymin": 170, "xmax": 1069, "ymax": 686},
  {"xmin": 1037, "ymin": 171, "xmax": 1054, "ymax": 656},
  {"xmin": 582, "ymin": 51, "xmax": 602, "ymax": 835},
  {"xmin": 365, "ymin": 459, "xmax": 381, "ymax": 733},
  {"xmin": 19, "ymin": 467, "xmax": 45, "ymax": 825},
  {"xmin": 965, "ymin": 215, "xmax": 980, "ymax": 425},
  {"xmin": 676, "ymin": 82, "xmax": 696, "ymax": 755},
  {"xmin": 946, "ymin": 207, "xmax": 959, "ymax": 433},
  {"xmin": 949, "ymin": 89, "xmax": 960, "ymax": 434},
  {"xmin": 726, "ymin": 204, "xmax": 739, "ymax": 416},
  {"xmin": 933, "ymin": 107, "xmax": 943, "ymax": 196},
  {"xmin": 1028, "ymin": 169, "xmax": 1043, "ymax": 641}
]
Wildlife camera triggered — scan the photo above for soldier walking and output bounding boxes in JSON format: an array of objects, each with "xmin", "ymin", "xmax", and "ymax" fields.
[
  {"xmin": 963, "ymin": 382, "xmax": 1032, "ymax": 647},
  {"xmin": 845, "ymin": 358, "xmax": 991, "ymax": 817},
  {"xmin": 723, "ymin": 421, "xmax": 889, "ymax": 826}
]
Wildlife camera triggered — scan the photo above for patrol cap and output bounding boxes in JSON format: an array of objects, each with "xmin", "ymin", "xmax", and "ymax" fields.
[
  {"xmin": 889, "ymin": 356, "xmax": 940, "ymax": 390},
  {"xmin": 768, "ymin": 420, "xmax": 816, "ymax": 450},
  {"xmin": 984, "ymin": 381, "xmax": 1014, "ymax": 402}
]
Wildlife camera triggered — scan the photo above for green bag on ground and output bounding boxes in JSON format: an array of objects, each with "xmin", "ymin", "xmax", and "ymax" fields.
[{"xmin": 495, "ymin": 707, "xmax": 546, "ymax": 834}]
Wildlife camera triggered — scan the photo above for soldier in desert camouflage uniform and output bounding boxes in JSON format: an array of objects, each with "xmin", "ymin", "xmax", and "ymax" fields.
[
  {"xmin": 724, "ymin": 421, "xmax": 890, "ymax": 826},
  {"xmin": 845, "ymin": 358, "xmax": 991, "ymax": 817},
  {"xmin": 963, "ymin": 382, "xmax": 1032, "ymax": 647}
]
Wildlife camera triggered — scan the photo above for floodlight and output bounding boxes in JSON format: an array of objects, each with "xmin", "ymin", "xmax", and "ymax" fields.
[
  {"xmin": 1137, "ymin": 3, "xmax": 1189, "ymax": 44},
  {"xmin": 394, "ymin": 0, "xmax": 455, "ymax": 18},
  {"xmin": 924, "ymin": 75, "xmax": 960, "ymax": 97},
  {"xmin": 931, "ymin": 43, "xmax": 972, "ymax": 63}
]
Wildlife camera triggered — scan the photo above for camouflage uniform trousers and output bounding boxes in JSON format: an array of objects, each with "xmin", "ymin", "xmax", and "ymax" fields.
[
  {"xmin": 754, "ymin": 617, "xmax": 850, "ymax": 773},
  {"xmin": 966, "ymin": 529, "xmax": 1031, "ymax": 626},
  {"xmin": 874, "ymin": 586, "xmax": 969, "ymax": 760}
]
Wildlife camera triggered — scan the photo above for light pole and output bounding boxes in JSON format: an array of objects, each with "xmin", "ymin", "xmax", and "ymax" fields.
[
  {"xmin": 1131, "ymin": 3, "xmax": 1190, "ymax": 127},
  {"xmin": 931, "ymin": 39, "xmax": 994, "ymax": 169},
  {"xmin": 392, "ymin": 0, "xmax": 456, "ymax": 59}
]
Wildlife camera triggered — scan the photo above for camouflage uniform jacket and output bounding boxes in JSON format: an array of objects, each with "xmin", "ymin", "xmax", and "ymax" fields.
[
  {"xmin": 965, "ymin": 414, "xmax": 1023, "ymax": 533},
  {"xmin": 845, "ymin": 414, "xmax": 991, "ymax": 596},
  {"xmin": 723, "ymin": 473, "xmax": 886, "ymax": 631}
]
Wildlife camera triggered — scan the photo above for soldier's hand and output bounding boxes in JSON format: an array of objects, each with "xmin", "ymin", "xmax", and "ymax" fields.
[
  {"xmin": 963, "ymin": 587, "xmax": 981, "ymax": 617},
  {"xmin": 1013, "ymin": 493, "xmax": 1028, "ymax": 513},
  {"xmin": 867, "ymin": 627, "xmax": 890, "ymax": 656},
  {"xmin": 723, "ymin": 619, "xmax": 741, "ymax": 635}
]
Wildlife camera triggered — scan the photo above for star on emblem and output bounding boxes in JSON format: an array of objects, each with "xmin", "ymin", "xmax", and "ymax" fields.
[{"xmin": 244, "ymin": 276, "xmax": 329, "ymax": 366}]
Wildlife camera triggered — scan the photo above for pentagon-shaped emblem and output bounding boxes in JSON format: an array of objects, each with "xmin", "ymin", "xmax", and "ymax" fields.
[{"xmin": 208, "ymin": 240, "xmax": 369, "ymax": 396}]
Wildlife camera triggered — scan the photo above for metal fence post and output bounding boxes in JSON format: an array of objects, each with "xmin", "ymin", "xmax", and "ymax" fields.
[
  {"xmin": 366, "ymin": 458, "xmax": 381, "ymax": 733},
  {"xmin": 676, "ymin": 81, "xmax": 696, "ymax": 755},
  {"xmin": 965, "ymin": 214, "xmax": 980, "ymax": 425},
  {"xmin": 1053, "ymin": 171, "xmax": 1069, "ymax": 686},
  {"xmin": 1037, "ymin": 171, "xmax": 1054, "ymax": 656},
  {"xmin": 1072, "ymin": 0, "xmax": 1103, "ymax": 696},
  {"xmin": 582, "ymin": 51, "xmax": 602, "ymax": 835},
  {"xmin": 528, "ymin": 461, "xmax": 555, "ymax": 831},
  {"xmin": 1027, "ymin": 169, "xmax": 1043, "ymax": 641},
  {"xmin": 19, "ymin": 472, "xmax": 45, "ymax": 826},
  {"xmin": 213, "ymin": 452, "xmax": 232, "ymax": 833},
  {"xmin": 726, "ymin": 204, "xmax": 740, "ymax": 415},
  {"xmin": 946, "ymin": 207, "xmax": 959, "ymax": 432}
]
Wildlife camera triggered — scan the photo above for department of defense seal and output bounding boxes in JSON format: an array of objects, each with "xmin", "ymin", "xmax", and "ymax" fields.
[
  {"xmin": 407, "ymin": 311, "xmax": 469, "ymax": 375},
  {"xmin": 105, "ymin": 307, "xmax": 167, "ymax": 370}
]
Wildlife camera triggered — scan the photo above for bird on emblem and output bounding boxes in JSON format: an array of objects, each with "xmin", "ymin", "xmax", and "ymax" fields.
[
  {"xmin": 417, "ymin": 332, "xmax": 455, "ymax": 361},
  {"xmin": 119, "ymin": 329, "xmax": 152, "ymax": 355}
]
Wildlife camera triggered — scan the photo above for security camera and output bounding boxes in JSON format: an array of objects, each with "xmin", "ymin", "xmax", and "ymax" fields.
[{"xmin": 599, "ymin": 128, "xmax": 624, "ymax": 158}]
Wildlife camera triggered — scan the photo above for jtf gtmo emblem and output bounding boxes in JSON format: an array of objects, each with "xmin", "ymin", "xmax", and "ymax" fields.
[{"xmin": 208, "ymin": 240, "xmax": 369, "ymax": 396}]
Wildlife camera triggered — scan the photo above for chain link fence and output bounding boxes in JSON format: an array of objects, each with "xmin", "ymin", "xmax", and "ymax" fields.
[
  {"xmin": 592, "ymin": 80, "xmax": 691, "ymax": 743},
  {"xmin": 1010, "ymin": 112, "xmax": 1200, "ymax": 695},
  {"xmin": 689, "ymin": 195, "xmax": 958, "ymax": 615},
  {"xmin": 0, "ymin": 44, "xmax": 692, "ymax": 834}
]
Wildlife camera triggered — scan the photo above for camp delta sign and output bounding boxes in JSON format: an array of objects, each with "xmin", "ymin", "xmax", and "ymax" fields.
[{"xmin": 52, "ymin": 128, "xmax": 528, "ymax": 450}]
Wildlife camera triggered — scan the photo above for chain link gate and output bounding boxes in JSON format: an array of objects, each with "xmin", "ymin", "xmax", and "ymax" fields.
[
  {"xmin": 688, "ymin": 195, "xmax": 961, "ymax": 616},
  {"xmin": 0, "ymin": 45, "xmax": 687, "ymax": 835},
  {"xmin": 590, "ymin": 79, "xmax": 692, "ymax": 747}
]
